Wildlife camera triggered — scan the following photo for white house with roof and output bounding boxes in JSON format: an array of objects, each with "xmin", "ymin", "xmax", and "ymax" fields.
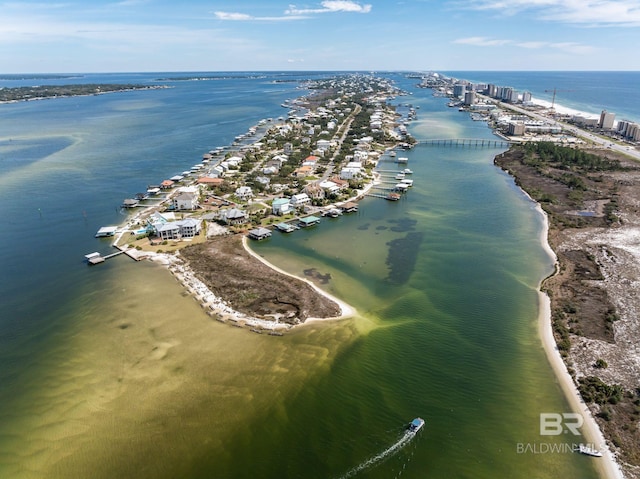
[
  {"xmin": 210, "ymin": 166, "xmax": 224, "ymax": 177},
  {"xmin": 353, "ymin": 150, "xmax": 369, "ymax": 163},
  {"xmin": 272, "ymin": 197, "xmax": 291, "ymax": 215},
  {"xmin": 340, "ymin": 163, "xmax": 362, "ymax": 180},
  {"xmin": 172, "ymin": 187, "xmax": 200, "ymax": 210},
  {"xmin": 155, "ymin": 218, "xmax": 202, "ymax": 241},
  {"xmin": 316, "ymin": 139, "xmax": 332, "ymax": 151},
  {"xmin": 319, "ymin": 180, "xmax": 340, "ymax": 195},
  {"xmin": 290, "ymin": 193, "xmax": 311, "ymax": 208},
  {"xmin": 235, "ymin": 186, "xmax": 253, "ymax": 201}
]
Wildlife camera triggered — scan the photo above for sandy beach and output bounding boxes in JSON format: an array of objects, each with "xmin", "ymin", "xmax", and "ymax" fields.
[
  {"xmin": 143, "ymin": 234, "xmax": 356, "ymax": 332},
  {"xmin": 241, "ymin": 236, "xmax": 356, "ymax": 321},
  {"xmin": 535, "ymin": 204, "xmax": 624, "ymax": 479}
]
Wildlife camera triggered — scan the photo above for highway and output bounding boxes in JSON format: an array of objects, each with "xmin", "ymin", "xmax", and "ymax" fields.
[{"xmin": 489, "ymin": 97, "xmax": 640, "ymax": 161}]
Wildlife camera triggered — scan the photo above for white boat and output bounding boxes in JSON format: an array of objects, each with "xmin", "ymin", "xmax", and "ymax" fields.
[
  {"xmin": 403, "ymin": 168, "xmax": 413, "ymax": 174},
  {"xmin": 396, "ymin": 157, "xmax": 409, "ymax": 163},
  {"xmin": 395, "ymin": 172, "xmax": 406, "ymax": 180},
  {"xmin": 408, "ymin": 418, "xmax": 425, "ymax": 433},
  {"xmin": 389, "ymin": 150, "xmax": 397, "ymax": 157},
  {"xmin": 578, "ymin": 444, "xmax": 603, "ymax": 457}
]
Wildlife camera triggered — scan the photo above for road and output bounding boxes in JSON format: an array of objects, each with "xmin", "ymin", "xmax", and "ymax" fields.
[{"xmin": 480, "ymin": 94, "xmax": 640, "ymax": 161}]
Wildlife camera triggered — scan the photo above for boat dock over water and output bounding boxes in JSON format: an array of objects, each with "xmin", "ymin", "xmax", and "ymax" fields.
[
  {"xmin": 84, "ymin": 246, "xmax": 146, "ymax": 265},
  {"xmin": 276, "ymin": 222, "xmax": 299, "ymax": 233}
]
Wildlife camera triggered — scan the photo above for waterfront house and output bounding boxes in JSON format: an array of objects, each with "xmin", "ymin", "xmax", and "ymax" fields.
[
  {"xmin": 220, "ymin": 208, "xmax": 248, "ymax": 225},
  {"xmin": 160, "ymin": 179, "xmax": 175, "ymax": 189},
  {"xmin": 272, "ymin": 198, "xmax": 292, "ymax": 216},
  {"xmin": 330, "ymin": 177, "xmax": 349, "ymax": 190},
  {"xmin": 210, "ymin": 166, "xmax": 225, "ymax": 177},
  {"xmin": 155, "ymin": 218, "xmax": 201, "ymax": 241},
  {"xmin": 157, "ymin": 222, "xmax": 180, "ymax": 240},
  {"xmin": 304, "ymin": 184, "xmax": 325, "ymax": 200},
  {"xmin": 319, "ymin": 180, "xmax": 340, "ymax": 195},
  {"xmin": 340, "ymin": 166, "xmax": 361, "ymax": 180},
  {"xmin": 172, "ymin": 191, "xmax": 199, "ymax": 211},
  {"xmin": 290, "ymin": 193, "xmax": 311, "ymax": 208},
  {"xmin": 177, "ymin": 218, "xmax": 201, "ymax": 238},
  {"xmin": 196, "ymin": 177, "xmax": 224, "ymax": 188}
]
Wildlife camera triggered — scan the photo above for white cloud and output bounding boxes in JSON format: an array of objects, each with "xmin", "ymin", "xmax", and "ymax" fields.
[
  {"xmin": 462, "ymin": 0, "xmax": 640, "ymax": 26},
  {"xmin": 453, "ymin": 36, "xmax": 511, "ymax": 46},
  {"xmin": 514, "ymin": 40, "xmax": 596, "ymax": 54},
  {"xmin": 213, "ymin": 11, "xmax": 307, "ymax": 21},
  {"xmin": 214, "ymin": 11, "xmax": 254, "ymax": 21},
  {"xmin": 454, "ymin": 36, "xmax": 596, "ymax": 55},
  {"xmin": 214, "ymin": 1, "xmax": 372, "ymax": 21},
  {"xmin": 285, "ymin": 1, "xmax": 373, "ymax": 14}
]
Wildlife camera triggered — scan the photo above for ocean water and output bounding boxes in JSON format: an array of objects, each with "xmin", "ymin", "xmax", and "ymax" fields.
[{"xmin": 0, "ymin": 72, "xmax": 610, "ymax": 478}]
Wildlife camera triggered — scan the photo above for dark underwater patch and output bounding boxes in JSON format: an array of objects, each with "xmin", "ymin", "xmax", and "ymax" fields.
[{"xmin": 385, "ymin": 232, "xmax": 424, "ymax": 284}]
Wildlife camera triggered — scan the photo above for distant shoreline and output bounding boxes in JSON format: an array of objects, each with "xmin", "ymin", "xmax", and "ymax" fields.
[{"xmin": 0, "ymin": 84, "xmax": 168, "ymax": 104}]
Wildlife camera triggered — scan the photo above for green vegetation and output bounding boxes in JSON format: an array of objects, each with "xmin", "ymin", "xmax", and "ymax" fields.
[
  {"xmin": 0, "ymin": 84, "xmax": 163, "ymax": 102},
  {"xmin": 522, "ymin": 142, "xmax": 624, "ymax": 172},
  {"xmin": 578, "ymin": 376, "xmax": 623, "ymax": 405}
]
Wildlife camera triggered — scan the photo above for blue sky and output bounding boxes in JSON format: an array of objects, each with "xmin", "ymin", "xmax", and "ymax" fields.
[{"xmin": 1, "ymin": 0, "xmax": 639, "ymax": 72}]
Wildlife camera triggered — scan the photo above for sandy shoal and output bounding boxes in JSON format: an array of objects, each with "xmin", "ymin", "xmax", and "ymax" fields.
[{"xmin": 241, "ymin": 236, "xmax": 357, "ymax": 321}]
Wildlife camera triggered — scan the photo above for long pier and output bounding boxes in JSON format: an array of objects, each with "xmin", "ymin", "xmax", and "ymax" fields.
[{"xmin": 417, "ymin": 138, "xmax": 512, "ymax": 148}]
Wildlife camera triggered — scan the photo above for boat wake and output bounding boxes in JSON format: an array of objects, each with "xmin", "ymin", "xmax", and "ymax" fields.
[{"xmin": 337, "ymin": 429, "xmax": 419, "ymax": 479}]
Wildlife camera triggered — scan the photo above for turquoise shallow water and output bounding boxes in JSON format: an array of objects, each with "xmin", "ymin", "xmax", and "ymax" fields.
[{"xmin": 0, "ymin": 72, "xmax": 600, "ymax": 478}]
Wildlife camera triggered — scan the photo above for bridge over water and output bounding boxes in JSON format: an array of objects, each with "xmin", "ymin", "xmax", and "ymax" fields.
[{"xmin": 417, "ymin": 138, "xmax": 512, "ymax": 148}]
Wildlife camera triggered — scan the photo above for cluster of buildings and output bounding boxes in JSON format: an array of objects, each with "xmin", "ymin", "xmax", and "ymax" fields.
[
  {"xmin": 444, "ymin": 78, "xmax": 533, "ymax": 107},
  {"xmin": 570, "ymin": 110, "xmax": 640, "ymax": 142},
  {"xmin": 616, "ymin": 119, "xmax": 640, "ymax": 142},
  {"xmin": 114, "ymin": 74, "xmax": 409, "ymax": 246}
]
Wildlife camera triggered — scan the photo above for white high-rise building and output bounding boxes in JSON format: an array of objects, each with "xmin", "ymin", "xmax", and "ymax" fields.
[{"xmin": 599, "ymin": 110, "xmax": 615, "ymax": 130}]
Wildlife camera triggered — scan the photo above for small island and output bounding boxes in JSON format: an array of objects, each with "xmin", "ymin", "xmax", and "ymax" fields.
[{"xmin": 0, "ymin": 83, "xmax": 166, "ymax": 103}]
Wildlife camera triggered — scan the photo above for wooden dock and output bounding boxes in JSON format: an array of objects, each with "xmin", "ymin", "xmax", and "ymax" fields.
[{"xmin": 84, "ymin": 246, "xmax": 145, "ymax": 265}]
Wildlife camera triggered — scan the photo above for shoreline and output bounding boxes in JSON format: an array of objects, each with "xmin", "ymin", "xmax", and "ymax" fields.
[
  {"xmin": 534, "ymin": 203, "xmax": 624, "ymax": 479},
  {"xmin": 143, "ymin": 236, "xmax": 356, "ymax": 332},
  {"xmin": 240, "ymin": 236, "xmax": 356, "ymax": 322}
]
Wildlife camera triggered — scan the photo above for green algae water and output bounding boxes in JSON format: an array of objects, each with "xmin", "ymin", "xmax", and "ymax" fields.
[{"xmin": 0, "ymin": 73, "xmax": 600, "ymax": 478}]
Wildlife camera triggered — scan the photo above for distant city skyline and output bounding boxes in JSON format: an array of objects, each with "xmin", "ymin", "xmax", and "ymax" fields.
[{"xmin": 1, "ymin": 0, "xmax": 639, "ymax": 73}]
